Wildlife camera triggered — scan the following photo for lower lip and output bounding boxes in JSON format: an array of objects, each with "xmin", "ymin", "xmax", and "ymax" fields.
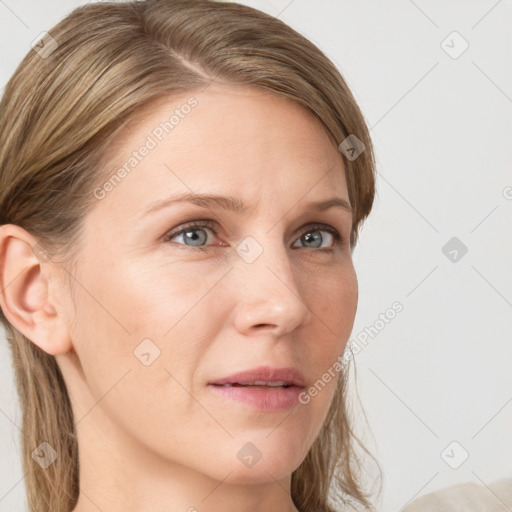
[{"xmin": 208, "ymin": 384, "xmax": 304, "ymax": 411}]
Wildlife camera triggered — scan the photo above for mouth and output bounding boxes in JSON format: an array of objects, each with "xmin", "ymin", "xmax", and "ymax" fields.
[
  {"xmin": 208, "ymin": 365, "xmax": 306, "ymax": 388},
  {"xmin": 211, "ymin": 381, "xmax": 295, "ymax": 389},
  {"xmin": 207, "ymin": 366, "xmax": 306, "ymax": 411}
]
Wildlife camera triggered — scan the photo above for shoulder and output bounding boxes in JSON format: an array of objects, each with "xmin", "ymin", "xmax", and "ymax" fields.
[{"xmin": 401, "ymin": 478, "xmax": 512, "ymax": 512}]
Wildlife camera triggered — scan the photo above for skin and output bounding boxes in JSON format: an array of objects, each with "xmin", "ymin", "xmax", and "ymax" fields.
[{"xmin": 0, "ymin": 84, "xmax": 358, "ymax": 512}]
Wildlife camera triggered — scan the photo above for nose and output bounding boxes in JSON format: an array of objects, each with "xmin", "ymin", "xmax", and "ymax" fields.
[{"xmin": 231, "ymin": 237, "xmax": 312, "ymax": 337}]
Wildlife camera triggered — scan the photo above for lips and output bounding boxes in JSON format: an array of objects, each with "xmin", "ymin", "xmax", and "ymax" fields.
[
  {"xmin": 208, "ymin": 365, "xmax": 306, "ymax": 411},
  {"xmin": 215, "ymin": 381, "xmax": 291, "ymax": 388},
  {"xmin": 208, "ymin": 365, "xmax": 306, "ymax": 388}
]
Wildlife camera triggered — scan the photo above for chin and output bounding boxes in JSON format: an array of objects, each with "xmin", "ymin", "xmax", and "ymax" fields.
[
  {"xmin": 225, "ymin": 462, "xmax": 298, "ymax": 485},
  {"xmin": 223, "ymin": 441, "xmax": 306, "ymax": 484}
]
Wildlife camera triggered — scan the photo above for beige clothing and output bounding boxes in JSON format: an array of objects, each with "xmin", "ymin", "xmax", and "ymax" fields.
[{"xmin": 402, "ymin": 479, "xmax": 512, "ymax": 512}]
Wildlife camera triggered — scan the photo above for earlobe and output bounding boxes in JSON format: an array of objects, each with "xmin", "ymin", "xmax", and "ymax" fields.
[{"xmin": 0, "ymin": 224, "xmax": 73, "ymax": 356}]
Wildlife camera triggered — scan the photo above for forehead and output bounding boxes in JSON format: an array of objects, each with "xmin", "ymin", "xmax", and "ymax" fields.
[
  {"xmin": 91, "ymin": 83, "xmax": 348, "ymax": 223},
  {"xmin": 106, "ymin": 83, "xmax": 340, "ymax": 167}
]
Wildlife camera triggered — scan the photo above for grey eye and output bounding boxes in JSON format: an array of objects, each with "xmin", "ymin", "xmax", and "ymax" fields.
[
  {"xmin": 171, "ymin": 226, "xmax": 212, "ymax": 247},
  {"xmin": 293, "ymin": 228, "xmax": 336, "ymax": 249}
]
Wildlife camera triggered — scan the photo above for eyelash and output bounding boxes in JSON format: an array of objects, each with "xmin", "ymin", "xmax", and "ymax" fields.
[{"xmin": 163, "ymin": 220, "xmax": 347, "ymax": 252}]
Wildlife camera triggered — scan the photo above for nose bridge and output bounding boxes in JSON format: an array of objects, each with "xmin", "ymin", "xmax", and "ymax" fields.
[{"xmin": 233, "ymin": 231, "xmax": 311, "ymax": 332}]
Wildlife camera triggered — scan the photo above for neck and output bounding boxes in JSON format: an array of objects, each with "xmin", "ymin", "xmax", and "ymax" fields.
[{"xmin": 71, "ymin": 411, "xmax": 300, "ymax": 512}]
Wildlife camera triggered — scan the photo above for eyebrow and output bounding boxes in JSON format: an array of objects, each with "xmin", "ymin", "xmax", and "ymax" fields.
[{"xmin": 141, "ymin": 193, "xmax": 353, "ymax": 218}]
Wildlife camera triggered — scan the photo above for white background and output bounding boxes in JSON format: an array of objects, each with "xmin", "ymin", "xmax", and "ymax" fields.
[{"xmin": 0, "ymin": 1, "xmax": 511, "ymax": 511}]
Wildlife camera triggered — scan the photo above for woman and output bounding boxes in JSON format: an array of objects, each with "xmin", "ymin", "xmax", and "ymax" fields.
[{"xmin": 0, "ymin": 1, "xmax": 378, "ymax": 511}]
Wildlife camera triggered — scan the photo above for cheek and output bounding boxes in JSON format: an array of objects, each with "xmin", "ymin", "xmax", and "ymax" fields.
[
  {"xmin": 300, "ymin": 265, "xmax": 357, "ymax": 415},
  {"xmin": 70, "ymin": 253, "xmax": 229, "ymax": 396},
  {"xmin": 74, "ymin": 252, "xmax": 218, "ymax": 346},
  {"xmin": 116, "ymin": 257, "xmax": 229, "ymax": 336},
  {"xmin": 311, "ymin": 265, "xmax": 358, "ymax": 351},
  {"xmin": 66, "ymin": 263, "xmax": 216, "ymax": 455}
]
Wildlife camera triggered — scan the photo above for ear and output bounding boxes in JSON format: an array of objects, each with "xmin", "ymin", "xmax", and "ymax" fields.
[{"xmin": 0, "ymin": 224, "xmax": 73, "ymax": 355}]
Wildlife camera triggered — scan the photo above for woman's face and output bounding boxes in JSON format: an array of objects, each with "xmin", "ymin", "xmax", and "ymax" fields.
[{"xmin": 57, "ymin": 84, "xmax": 358, "ymax": 487}]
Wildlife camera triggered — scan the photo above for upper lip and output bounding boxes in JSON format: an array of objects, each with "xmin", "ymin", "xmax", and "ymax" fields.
[{"xmin": 208, "ymin": 365, "xmax": 306, "ymax": 387}]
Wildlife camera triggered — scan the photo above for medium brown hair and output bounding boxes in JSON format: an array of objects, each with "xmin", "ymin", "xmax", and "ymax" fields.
[{"xmin": 0, "ymin": 1, "xmax": 379, "ymax": 510}]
